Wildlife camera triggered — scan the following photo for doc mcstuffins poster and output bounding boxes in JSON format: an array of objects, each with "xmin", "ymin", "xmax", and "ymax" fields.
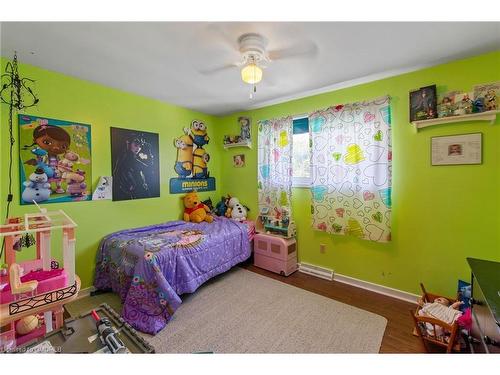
[{"xmin": 18, "ymin": 114, "xmax": 92, "ymax": 205}]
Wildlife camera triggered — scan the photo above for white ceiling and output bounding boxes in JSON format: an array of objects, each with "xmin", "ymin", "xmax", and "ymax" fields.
[{"xmin": 1, "ymin": 22, "xmax": 499, "ymax": 116}]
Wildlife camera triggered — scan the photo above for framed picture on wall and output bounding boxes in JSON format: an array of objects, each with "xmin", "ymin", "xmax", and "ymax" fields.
[
  {"xmin": 409, "ymin": 85, "xmax": 438, "ymax": 122},
  {"xmin": 233, "ymin": 154, "xmax": 245, "ymax": 168},
  {"xmin": 431, "ymin": 133, "xmax": 482, "ymax": 166},
  {"xmin": 18, "ymin": 114, "xmax": 92, "ymax": 205},
  {"xmin": 110, "ymin": 127, "xmax": 160, "ymax": 201}
]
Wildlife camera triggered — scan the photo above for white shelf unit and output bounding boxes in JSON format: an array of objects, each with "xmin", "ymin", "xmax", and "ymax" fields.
[
  {"xmin": 223, "ymin": 141, "xmax": 252, "ymax": 150},
  {"xmin": 411, "ymin": 110, "xmax": 499, "ymax": 130}
]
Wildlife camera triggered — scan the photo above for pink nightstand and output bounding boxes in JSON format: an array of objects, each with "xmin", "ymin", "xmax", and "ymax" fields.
[{"xmin": 253, "ymin": 233, "xmax": 297, "ymax": 276}]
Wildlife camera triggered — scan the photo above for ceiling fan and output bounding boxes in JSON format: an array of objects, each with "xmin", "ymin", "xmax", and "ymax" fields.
[{"xmin": 200, "ymin": 32, "xmax": 318, "ymax": 98}]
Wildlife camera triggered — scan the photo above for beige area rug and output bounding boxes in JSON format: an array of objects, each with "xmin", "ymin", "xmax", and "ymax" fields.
[{"xmin": 67, "ymin": 268, "xmax": 387, "ymax": 353}]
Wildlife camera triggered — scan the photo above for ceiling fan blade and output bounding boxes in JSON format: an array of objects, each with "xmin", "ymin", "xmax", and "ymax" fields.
[
  {"xmin": 268, "ymin": 40, "xmax": 318, "ymax": 61},
  {"xmin": 198, "ymin": 63, "xmax": 238, "ymax": 75},
  {"xmin": 204, "ymin": 23, "xmax": 239, "ymax": 51}
]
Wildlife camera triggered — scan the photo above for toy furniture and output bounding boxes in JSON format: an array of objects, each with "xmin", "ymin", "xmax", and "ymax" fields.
[
  {"xmin": 253, "ymin": 233, "xmax": 297, "ymax": 276},
  {"xmin": 256, "ymin": 207, "xmax": 296, "ymax": 238},
  {"xmin": 0, "ymin": 207, "xmax": 81, "ymax": 352},
  {"xmin": 410, "ymin": 283, "xmax": 461, "ymax": 353},
  {"xmin": 9, "ymin": 263, "xmax": 38, "ymax": 295}
]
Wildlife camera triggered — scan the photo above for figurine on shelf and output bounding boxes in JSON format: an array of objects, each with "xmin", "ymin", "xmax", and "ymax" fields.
[
  {"xmin": 459, "ymin": 93, "xmax": 474, "ymax": 114},
  {"xmin": 485, "ymin": 89, "xmax": 497, "ymax": 111},
  {"xmin": 281, "ymin": 207, "xmax": 290, "ymax": 228},
  {"xmin": 239, "ymin": 117, "xmax": 251, "ymax": 141},
  {"xmin": 473, "ymin": 98, "xmax": 485, "ymax": 113},
  {"xmin": 453, "ymin": 92, "xmax": 474, "ymax": 116},
  {"xmin": 223, "ymin": 118, "xmax": 252, "ymax": 148}
]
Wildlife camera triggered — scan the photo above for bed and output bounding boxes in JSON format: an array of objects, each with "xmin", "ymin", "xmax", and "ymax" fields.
[{"xmin": 94, "ymin": 217, "xmax": 252, "ymax": 334}]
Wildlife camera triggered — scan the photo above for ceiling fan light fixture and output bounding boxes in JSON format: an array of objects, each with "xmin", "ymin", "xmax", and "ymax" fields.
[{"xmin": 241, "ymin": 63, "xmax": 262, "ymax": 85}]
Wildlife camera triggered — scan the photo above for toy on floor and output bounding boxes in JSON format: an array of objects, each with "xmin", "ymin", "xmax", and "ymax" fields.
[
  {"xmin": 225, "ymin": 197, "xmax": 249, "ymax": 222},
  {"xmin": 0, "ymin": 206, "xmax": 81, "ymax": 353},
  {"xmin": 16, "ymin": 315, "xmax": 39, "ymax": 335},
  {"xmin": 411, "ymin": 283, "xmax": 463, "ymax": 353},
  {"xmin": 417, "ymin": 297, "xmax": 463, "ymax": 336},
  {"xmin": 182, "ymin": 191, "xmax": 213, "ymax": 223},
  {"xmin": 91, "ymin": 309, "xmax": 127, "ymax": 354}
]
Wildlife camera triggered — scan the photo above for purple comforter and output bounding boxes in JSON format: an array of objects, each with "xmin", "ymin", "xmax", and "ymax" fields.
[{"xmin": 94, "ymin": 217, "xmax": 251, "ymax": 334}]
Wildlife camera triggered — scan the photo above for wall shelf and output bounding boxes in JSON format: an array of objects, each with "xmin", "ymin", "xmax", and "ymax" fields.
[
  {"xmin": 223, "ymin": 141, "xmax": 252, "ymax": 150},
  {"xmin": 411, "ymin": 110, "xmax": 500, "ymax": 130}
]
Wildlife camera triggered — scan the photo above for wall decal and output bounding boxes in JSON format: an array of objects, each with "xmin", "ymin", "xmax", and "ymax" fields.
[
  {"xmin": 92, "ymin": 176, "xmax": 112, "ymax": 200},
  {"xmin": 170, "ymin": 120, "xmax": 215, "ymax": 194}
]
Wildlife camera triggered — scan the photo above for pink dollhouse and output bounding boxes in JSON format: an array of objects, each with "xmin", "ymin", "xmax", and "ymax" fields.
[{"xmin": 0, "ymin": 207, "xmax": 80, "ymax": 352}]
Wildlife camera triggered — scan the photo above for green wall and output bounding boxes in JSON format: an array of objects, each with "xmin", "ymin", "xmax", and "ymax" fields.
[
  {"xmin": 215, "ymin": 50, "xmax": 500, "ymax": 297},
  {"xmin": 0, "ymin": 59, "xmax": 221, "ymax": 289}
]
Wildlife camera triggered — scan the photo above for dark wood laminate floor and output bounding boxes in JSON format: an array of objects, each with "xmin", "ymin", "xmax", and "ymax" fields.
[{"xmin": 240, "ymin": 262, "xmax": 426, "ymax": 353}]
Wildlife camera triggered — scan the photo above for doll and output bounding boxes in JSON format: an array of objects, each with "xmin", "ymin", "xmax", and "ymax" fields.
[{"xmin": 417, "ymin": 297, "xmax": 463, "ymax": 339}]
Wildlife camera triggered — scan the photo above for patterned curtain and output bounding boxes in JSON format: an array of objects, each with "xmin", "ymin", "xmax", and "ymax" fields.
[
  {"xmin": 257, "ymin": 116, "xmax": 293, "ymax": 217},
  {"xmin": 309, "ymin": 96, "xmax": 392, "ymax": 242}
]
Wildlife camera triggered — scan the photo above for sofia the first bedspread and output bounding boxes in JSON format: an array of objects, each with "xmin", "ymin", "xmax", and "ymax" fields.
[{"xmin": 94, "ymin": 217, "xmax": 251, "ymax": 334}]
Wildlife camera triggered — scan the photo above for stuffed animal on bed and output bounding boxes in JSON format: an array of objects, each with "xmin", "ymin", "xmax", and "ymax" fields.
[
  {"xmin": 182, "ymin": 191, "xmax": 213, "ymax": 223},
  {"xmin": 214, "ymin": 195, "xmax": 231, "ymax": 216},
  {"xmin": 225, "ymin": 197, "xmax": 249, "ymax": 222}
]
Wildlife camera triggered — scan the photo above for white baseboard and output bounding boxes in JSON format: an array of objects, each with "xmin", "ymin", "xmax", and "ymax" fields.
[
  {"xmin": 334, "ymin": 273, "xmax": 419, "ymax": 304},
  {"xmin": 298, "ymin": 262, "xmax": 334, "ymax": 281},
  {"xmin": 298, "ymin": 262, "xmax": 419, "ymax": 304}
]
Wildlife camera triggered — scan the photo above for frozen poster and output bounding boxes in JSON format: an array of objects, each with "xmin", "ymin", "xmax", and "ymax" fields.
[
  {"xmin": 110, "ymin": 127, "xmax": 160, "ymax": 201},
  {"xmin": 18, "ymin": 115, "xmax": 92, "ymax": 205}
]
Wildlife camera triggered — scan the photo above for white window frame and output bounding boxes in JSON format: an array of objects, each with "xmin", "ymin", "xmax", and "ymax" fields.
[{"xmin": 292, "ymin": 115, "xmax": 311, "ymax": 189}]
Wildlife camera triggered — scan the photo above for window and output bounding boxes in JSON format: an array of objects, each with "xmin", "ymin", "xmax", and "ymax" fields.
[{"xmin": 292, "ymin": 117, "xmax": 311, "ymax": 187}]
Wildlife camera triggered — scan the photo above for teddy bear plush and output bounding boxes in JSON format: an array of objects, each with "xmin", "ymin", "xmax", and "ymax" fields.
[{"xmin": 182, "ymin": 191, "xmax": 213, "ymax": 223}]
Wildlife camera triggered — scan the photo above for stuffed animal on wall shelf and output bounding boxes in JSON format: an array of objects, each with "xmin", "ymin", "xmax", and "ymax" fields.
[{"xmin": 182, "ymin": 191, "xmax": 213, "ymax": 223}]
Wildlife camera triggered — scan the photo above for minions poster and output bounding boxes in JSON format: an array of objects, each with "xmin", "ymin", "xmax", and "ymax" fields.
[
  {"xmin": 18, "ymin": 114, "xmax": 92, "ymax": 205},
  {"xmin": 170, "ymin": 120, "xmax": 216, "ymax": 194},
  {"xmin": 111, "ymin": 127, "xmax": 160, "ymax": 201}
]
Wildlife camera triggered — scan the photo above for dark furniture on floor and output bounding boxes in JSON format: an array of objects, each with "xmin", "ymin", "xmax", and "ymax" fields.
[{"xmin": 465, "ymin": 257, "xmax": 500, "ymax": 353}]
